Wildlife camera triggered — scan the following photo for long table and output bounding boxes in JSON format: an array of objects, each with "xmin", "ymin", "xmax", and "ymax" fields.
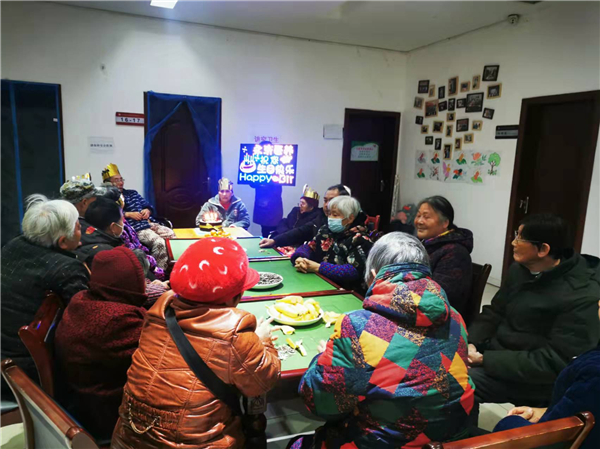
[
  {"xmin": 173, "ymin": 227, "xmax": 253, "ymax": 239},
  {"xmin": 167, "ymin": 237, "xmax": 285, "ymax": 263}
]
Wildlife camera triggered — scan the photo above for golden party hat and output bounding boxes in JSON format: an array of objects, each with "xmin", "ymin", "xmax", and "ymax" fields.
[
  {"xmin": 102, "ymin": 163, "xmax": 121, "ymax": 182},
  {"xmin": 302, "ymin": 184, "xmax": 320, "ymax": 200},
  {"xmin": 218, "ymin": 178, "xmax": 233, "ymax": 191}
]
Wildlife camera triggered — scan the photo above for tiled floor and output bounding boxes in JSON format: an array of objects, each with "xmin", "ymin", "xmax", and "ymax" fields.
[{"xmin": 1, "ymin": 284, "xmax": 506, "ymax": 449}]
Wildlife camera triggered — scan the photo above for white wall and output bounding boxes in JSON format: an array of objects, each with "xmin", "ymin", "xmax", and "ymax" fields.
[
  {"xmin": 1, "ymin": 1, "xmax": 407, "ymax": 235},
  {"xmin": 398, "ymin": 2, "xmax": 600, "ymax": 283}
]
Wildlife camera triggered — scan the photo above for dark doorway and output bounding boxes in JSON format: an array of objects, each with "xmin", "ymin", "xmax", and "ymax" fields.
[
  {"xmin": 502, "ymin": 90, "xmax": 600, "ymax": 279},
  {"xmin": 146, "ymin": 100, "xmax": 210, "ymax": 228},
  {"xmin": 1, "ymin": 80, "xmax": 65, "ymax": 246},
  {"xmin": 341, "ymin": 109, "xmax": 401, "ymax": 230}
]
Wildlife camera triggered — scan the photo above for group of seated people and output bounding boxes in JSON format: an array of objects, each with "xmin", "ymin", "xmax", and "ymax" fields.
[{"xmin": 1, "ymin": 169, "xmax": 599, "ymax": 448}]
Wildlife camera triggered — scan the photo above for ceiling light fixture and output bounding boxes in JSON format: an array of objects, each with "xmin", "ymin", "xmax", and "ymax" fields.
[{"xmin": 150, "ymin": 0, "xmax": 177, "ymax": 9}]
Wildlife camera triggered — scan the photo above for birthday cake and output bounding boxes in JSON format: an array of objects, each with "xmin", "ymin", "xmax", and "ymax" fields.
[{"xmin": 198, "ymin": 211, "xmax": 223, "ymax": 231}]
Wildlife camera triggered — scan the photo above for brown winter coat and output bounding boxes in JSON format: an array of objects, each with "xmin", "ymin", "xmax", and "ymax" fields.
[{"xmin": 111, "ymin": 291, "xmax": 281, "ymax": 449}]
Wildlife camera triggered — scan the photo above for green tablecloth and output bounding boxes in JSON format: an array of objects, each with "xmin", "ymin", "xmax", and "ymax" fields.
[
  {"xmin": 168, "ymin": 237, "xmax": 281, "ymax": 261},
  {"xmin": 239, "ymin": 293, "xmax": 364, "ymax": 371},
  {"xmin": 244, "ymin": 259, "xmax": 337, "ymax": 297}
]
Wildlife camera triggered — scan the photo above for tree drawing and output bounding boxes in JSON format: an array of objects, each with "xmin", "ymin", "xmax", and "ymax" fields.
[{"xmin": 488, "ymin": 152, "xmax": 501, "ymax": 175}]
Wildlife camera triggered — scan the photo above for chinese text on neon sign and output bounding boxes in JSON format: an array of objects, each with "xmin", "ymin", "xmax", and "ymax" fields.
[{"xmin": 238, "ymin": 143, "xmax": 298, "ymax": 186}]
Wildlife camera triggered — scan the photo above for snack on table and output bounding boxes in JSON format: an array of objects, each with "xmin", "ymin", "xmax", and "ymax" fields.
[
  {"xmin": 323, "ymin": 311, "xmax": 342, "ymax": 328},
  {"xmin": 200, "ymin": 228, "xmax": 231, "ymax": 239},
  {"xmin": 256, "ymin": 272, "xmax": 283, "ymax": 287},
  {"xmin": 273, "ymin": 297, "xmax": 322, "ymax": 321}
]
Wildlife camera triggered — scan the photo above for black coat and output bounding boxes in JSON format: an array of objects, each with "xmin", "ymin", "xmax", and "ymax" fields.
[
  {"xmin": 1, "ymin": 236, "xmax": 89, "ymax": 391},
  {"xmin": 422, "ymin": 228, "xmax": 473, "ymax": 315},
  {"xmin": 469, "ymin": 252, "xmax": 600, "ymax": 386},
  {"xmin": 75, "ymin": 224, "xmax": 123, "ymax": 266},
  {"xmin": 276, "ymin": 207, "xmax": 322, "ymax": 236}
]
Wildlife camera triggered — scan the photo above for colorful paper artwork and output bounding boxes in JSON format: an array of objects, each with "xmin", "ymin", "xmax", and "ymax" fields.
[
  {"xmin": 488, "ymin": 152, "xmax": 502, "ymax": 176},
  {"xmin": 455, "ymin": 152, "xmax": 467, "ymax": 166},
  {"xmin": 442, "ymin": 161, "xmax": 452, "ymax": 182},
  {"xmin": 452, "ymin": 167, "xmax": 468, "ymax": 182},
  {"xmin": 415, "ymin": 150, "xmax": 427, "ymax": 179}
]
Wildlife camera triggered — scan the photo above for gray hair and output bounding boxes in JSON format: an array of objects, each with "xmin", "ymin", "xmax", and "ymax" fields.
[
  {"xmin": 365, "ymin": 232, "xmax": 430, "ymax": 283},
  {"xmin": 328, "ymin": 196, "xmax": 361, "ymax": 219},
  {"xmin": 132, "ymin": 249, "xmax": 150, "ymax": 276},
  {"xmin": 22, "ymin": 194, "xmax": 79, "ymax": 248}
]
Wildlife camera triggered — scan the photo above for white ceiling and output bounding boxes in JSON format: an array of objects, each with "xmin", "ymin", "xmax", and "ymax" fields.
[{"xmin": 60, "ymin": 1, "xmax": 545, "ymax": 52}]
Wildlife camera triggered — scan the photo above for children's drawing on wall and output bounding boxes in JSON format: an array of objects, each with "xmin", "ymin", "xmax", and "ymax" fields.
[
  {"xmin": 417, "ymin": 168, "xmax": 426, "ymax": 178},
  {"xmin": 417, "ymin": 151, "xmax": 426, "ymax": 164},
  {"xmin": 488, "ymin": 152, "xmax": 501, "ymax": 175},
  {"xmin": 430, "ymin": 151, "xmax": 441, "ymax": 164},
  {"xmin": 471, "ymin": 170, "xmax": 484, "ymax": 184},
  {"xmin": 415, "ymin": 149, "xmax": 427, "ymax": 180},
  {"xmin": 429, "ymin": 164, "xmax": 440, "ymax": 181},
  {"xmin": 455, "ymin": 152, "xmax": 467, "ymax": 165},
  {"xmin": 443, "ymin": 161, "xmax": 451, "ymax": 181},
  {"xmin": 469, "ymin": 151, "xmax": 487, "ymax": 167},
  {"xmin": 452, "ymin": 167, "xmax": 468, "ymax": 182}
]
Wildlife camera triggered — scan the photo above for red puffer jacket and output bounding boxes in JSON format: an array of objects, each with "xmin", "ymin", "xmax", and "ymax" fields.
[{"xmin": 111, "ymin": 291, "xmax": 281, "ymax": 449}]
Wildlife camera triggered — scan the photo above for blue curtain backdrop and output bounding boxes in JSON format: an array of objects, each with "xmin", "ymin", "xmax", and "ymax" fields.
[{"xmin": 144, "ymin": 91, "xmax": 222, "ymax": 206}]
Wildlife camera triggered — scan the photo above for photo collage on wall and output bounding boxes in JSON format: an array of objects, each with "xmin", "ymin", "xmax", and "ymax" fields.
[{"xmin": 414, "ymin": 64, "xmax": 503, "ymax": 186}]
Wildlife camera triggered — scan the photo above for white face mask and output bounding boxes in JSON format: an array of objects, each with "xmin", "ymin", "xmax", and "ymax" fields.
[{"xmin": 112, "ymin": 222, "xmax": 124, "ymax": 238}]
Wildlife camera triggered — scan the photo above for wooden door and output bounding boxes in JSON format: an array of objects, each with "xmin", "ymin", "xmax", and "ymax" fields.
[
  {"xmin": 503, "ymin": 90, "xmax": 600, "ymax": 279},
  {"xmin": 149, "ymin": 102, "xmax": 210, "ymax": 228},
  {"xmin": 342, "ymin": 109, "xmax": 401, "ymax": 230}
]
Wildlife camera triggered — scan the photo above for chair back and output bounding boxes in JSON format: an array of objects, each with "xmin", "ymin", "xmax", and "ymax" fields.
[
  {"xmin": 18, "ymin": 292, "xmax": 65, "ymax": 397},
  {"xmin": 365, "ymin": 215, "xmax": 381, "ymax": 232},
  {"xmin": 1, "ymin": 359, "xmax": 99, "ymax": 449},
  {"xmin": 423, "ymin": 411, "xmax": 595, "ymax": 449},
  {"xmin": 464, "ymin": 263, "xmax": 491, "ymax": 327}
]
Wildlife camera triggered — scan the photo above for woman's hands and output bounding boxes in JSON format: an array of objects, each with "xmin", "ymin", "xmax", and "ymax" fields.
[
  {"xmin": 468, "ymin": 344, "xmax": 484, "ymax": 366},
  {"xmin": 255, "ymin": 316, "xmax": 280, "ymax": 343},
  {"xmin": 294, "ymin": 257, "xmax": 320, "ymax": 274},
  {"xmin": 507, "ymin": 406, "xmax": 547, "ymax": 423}
]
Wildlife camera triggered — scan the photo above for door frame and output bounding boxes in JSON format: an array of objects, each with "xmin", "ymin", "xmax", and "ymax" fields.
[
  {"xmin": 502, "ymin": 90, "xmax": 600, "ymax": 279},
  {"xmin": 341, "ymin": 108, "xmax": 401, "ymax": 228}
]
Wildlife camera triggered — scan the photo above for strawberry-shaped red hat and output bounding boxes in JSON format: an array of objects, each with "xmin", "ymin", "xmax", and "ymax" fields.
[{"xmin": 170, "ymin": 237, "xmax": 259, "ymax": 304}]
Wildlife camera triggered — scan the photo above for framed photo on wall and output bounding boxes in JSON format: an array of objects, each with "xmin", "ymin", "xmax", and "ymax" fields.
[
  {"xmin": 421, "ymin": 125, "xmax": 429, "ymax": 134},
  {"xmin": 414, "ymin": 97, "xmax": 424, "ymax": 109},
  {"xmin": 448, "ymin": 98, "xmax": 456, "ymax": 111},
  {"xmin": 466, "ymin": 92, "xmax": 484, "ymax": 113},
  {"xmin": 443, "ymin": 144, "xmax": 452, "ymax": 160},
  {"xmin": 429, "ymin": 84, "xmax": 436, "ymax": 97},
  {"xmin": 433, "ymin": 121, "xmax": 444, "ymax": 133},
  {"xmin": 418, "ymin": 80, "xmax": 430, "ymax": 94},
  {"xmin": 457, "ymin": 98, "xmax": 466, "ymax": 109},
  {"xmin": 487, "ymin": 83, "xmax": 502, "ymax": 99},
  {"xmin": 435, "ymin": 138, "xmax": 442, "ymax": 150},
  {"xmin": 447, "ymin": 112, "xmax": 456, "ymax": 122},
  {"xmin": 425, "ymin": 100, "xmax": 438, "ymax": 117},
  {"xmin": 472, "ymin": 74, "xmax": 481, "ymax": 90},
  {"xmin": 483, "ymin": 108, "xmax": 495, "ymax": 119},
  {"xmin": 464, "ymin": 133, "xmax": 474, "ymax": 144},
  {"xmin": 455, "ymin": 137, "xmax": 462, "ymax": 151},
  {"xmin": 448, "ymin": 76, "xmax": 458, "ymax": 96},
  {"xmin": 416, "ymin": 115, "xmax": 424, "ymax": 125},
  {"xmin": 456, "ymin": 118, "xmax": 470, "ymax": 132},
  {"xmin": 445, "ymin": 124, "xmax": 453, "ymax": 138},
  {"xmin": 483, "ymin": 64, "xmax": 500, "ymax": 82},
  {"xmin": 438, "ymin": 101, "xmax": 448, "ymax": 112},
  {"xmin": 473, "ymin": 120, "xmax": 483, "ymax": 131},
  {"xmin": 438, "ymin": 86, "xmax": 445, "ymax": 99},
  {"xmin": 425, "ymin": 136, "xmax": 433, "ymax": 145}
]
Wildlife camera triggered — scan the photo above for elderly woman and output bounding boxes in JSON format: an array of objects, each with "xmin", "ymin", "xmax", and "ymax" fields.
[
  {"xmin": 414, "ymin": 196, "xmax": 473, "ymax": 315},
  {"xmin": 276, "ymin": 185, "xmax": 321, "ymax": 236},
  {"xmin": 291, "ymin": 196, "xmax": 372, "ymax": 291},
  {"xmin": 289, "ymin": 232, "xmax": 474, "ymax": 449},
  {"xmin": 1, "ymin": 195, "xmax": 89, "ymax": 398}
]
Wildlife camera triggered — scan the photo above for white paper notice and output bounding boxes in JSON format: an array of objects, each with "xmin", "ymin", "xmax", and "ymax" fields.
[{"xmin": 88, "ymin": 136, "xmax": 115, "ymax": 153}]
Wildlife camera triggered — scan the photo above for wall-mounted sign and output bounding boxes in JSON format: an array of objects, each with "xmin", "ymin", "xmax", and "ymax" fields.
[
  {"xmin": 88, "ymin": 136, "xmax": 115, "ymax": 153},
  {"xmin": 253, "ymin": 135, "xmax": 281, "ymax": 143},
  {"xmin": 238, "ymin": 143, "xmax": 298, "ymax": 186},
  {"xmin": 351, "ymin": 141, "xmax": 379, "ymax": 161},
  {"xmin": 116, "ymin": 112, "xmax": 145, "ymax": 126},
  {"xmin": 495, "ymin": 125, "xmax": 519, "ymax": 139}
]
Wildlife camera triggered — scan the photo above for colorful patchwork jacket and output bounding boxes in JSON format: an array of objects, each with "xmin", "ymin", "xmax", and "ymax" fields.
[
  {"xmin": 195, "ymin": 194, "xmax": 251, "ymax": 229},
  {"xmin": 298, "ymin": 263, "xmax": 475, "ymax": 448}
]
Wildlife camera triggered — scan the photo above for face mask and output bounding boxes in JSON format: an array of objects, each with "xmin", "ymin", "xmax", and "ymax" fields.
[
  {"xmin": 112, "ymin": 222, "xmax": 124, "ymax": 238},
  {"xmin": 328, "ymin": 217, "xmax": 345, "ymax": 234}
]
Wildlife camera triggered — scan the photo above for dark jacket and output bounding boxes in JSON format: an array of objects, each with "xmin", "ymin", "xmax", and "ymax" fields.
[
  {"xmin": 276, "ymin": 206, "xmax": 322, "ymax": 236},
  {"xmin": 55, "ymin": 246, "xmax": 147, "ymax": 441},
  {"xmin": 469, "ymin": 253, "xmax": 600, "ymax": 386},
  {"xmin": 494, "ymin": 346, "xmax": 600, "ymax": 449},
  {"xmin": 273, "ymin": 210, "xmax": 367, "ymax": 248},
  {"xmin": 196, "ymin": 194, "xmax": 251, "ymax": 229},
  {"xmin": 422, "ymin": 228, "xmax": 473, "ymax": 315},
  {"xmin": 1, "ymin": 236, "xmax": 89, "ymax": 394},
  {"xmin": 122, "ymin": 188, "xmax": 156, "ymax": 233},
  {"xmin": 75, "ymin": 224, "xmax": 122, "ymax": 266},
  {"xmin": 253, "ymin": 184, "xmax": 283, "ymax": 227}
]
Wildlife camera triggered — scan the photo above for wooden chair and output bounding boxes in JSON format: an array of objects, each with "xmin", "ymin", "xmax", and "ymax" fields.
[
  {"xmin": 365, "ymin": 215, "xmax": 381, "ymax": 232},
  {"xmin": 423, "ymin": 411, "xmax": 595, "ymax": 449},
  {"xmin": 18, "ymin": 292, "xmax": 65, "ymax": 398},
  {"xmin": 1, "ymin": 359, "xmax": 100, "ymax": 449},
  {"xmin": 464, "ymin": 263, "xmax": 492, "ymax": 327}
]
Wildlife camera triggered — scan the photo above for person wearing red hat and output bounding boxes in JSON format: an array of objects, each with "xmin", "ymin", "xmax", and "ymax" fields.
[
  {"xmin": 112, "ymin": 238, "xmax": 281, "ymax": 449},
  {"xmin": 54, "ymin": 246, "xmax": 148, "ymax": 442}
]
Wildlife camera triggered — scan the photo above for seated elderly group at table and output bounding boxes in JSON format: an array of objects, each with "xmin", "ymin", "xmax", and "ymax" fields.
[{"xmin": 1, "ymin": 169, "xmax": 599, "ymax": 449}]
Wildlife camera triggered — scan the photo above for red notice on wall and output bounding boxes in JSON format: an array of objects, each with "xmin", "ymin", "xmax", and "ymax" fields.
[{"xmin": 116, "ymin": 112, "xmax": 145, "ymax": 126}]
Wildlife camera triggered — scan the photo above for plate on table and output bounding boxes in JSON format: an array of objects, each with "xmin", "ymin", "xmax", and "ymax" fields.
[
  {"xmin": 266, "ymin": 306, "xmax": 324, "ymax": 326},
  {"xmin": 251, "ymin": 272, "xmax": 283, "ymax": 290}
]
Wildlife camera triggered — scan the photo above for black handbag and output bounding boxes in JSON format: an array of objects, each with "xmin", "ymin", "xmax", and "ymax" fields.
[{"xmin": 164, "ymin": 306, "xmax": 243, "ymax": 416}]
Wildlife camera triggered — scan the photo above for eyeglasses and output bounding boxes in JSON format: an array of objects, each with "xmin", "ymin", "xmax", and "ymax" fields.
[
  {"xmin": 112, "ymin": 178, "xmax": 125, "ymax": 183},
  {"xmin": 513, "ymin": 231, "xmax": 539, "ymax": 244}
]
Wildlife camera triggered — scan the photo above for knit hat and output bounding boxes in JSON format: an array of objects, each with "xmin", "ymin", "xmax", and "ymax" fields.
[
  {"xmin": 170, "ymin": 238, "xmax": 259, "ymax": 304},
  {"xmin": 60, "ymin": 179, "xmax": 102, "ymax": 204},
  {"xmin": 89, "ymin": 247, "xmax": 147, "ymax": 307}
]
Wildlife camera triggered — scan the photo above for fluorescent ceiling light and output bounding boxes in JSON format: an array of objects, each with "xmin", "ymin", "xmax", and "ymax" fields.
[{"xmin": 150, "ymin": 0, "xmax": 177, "ymax": 9}]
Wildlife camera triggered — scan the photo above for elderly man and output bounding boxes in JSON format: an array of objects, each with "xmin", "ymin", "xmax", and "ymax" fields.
[
  {"xmin": 259, "ymin": 184, "xmax": 357, "ymax": 248},
  {"xmin": 1, "ymin": 195, "xmax": 89, "ymax": 398},
  {"xmin": 60, "ymin": 176, "xmax": 102, "ymax": 227},
  {"xmin": 195, "ymin": 178, "xmax": 251, "ymax": 229},
  {"xmin": 468, "ymin": 214, "xmax": 600, "ymax": 414},
  {"xmin": 102, "ymin": 163, "xmax": 174, "ymax": 269}
]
